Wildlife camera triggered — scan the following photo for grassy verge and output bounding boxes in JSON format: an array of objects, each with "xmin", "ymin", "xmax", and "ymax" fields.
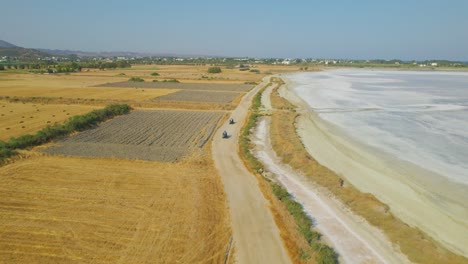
[
  {"xmin": 269, "ymin": 84, "xmax": 468, "ymax": 264},
  {"xmin": 0, "ymin": 104, "xmax": 131, "ymax": 163},
  {"xmin": 238, "ymin": 80, "xmax": 337, "ymax": 264}
]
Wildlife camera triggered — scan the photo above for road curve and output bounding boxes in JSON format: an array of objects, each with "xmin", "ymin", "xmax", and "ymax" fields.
[{"xmin": 212, "ymin": 78, "xmax": 291, "ymax": 264}]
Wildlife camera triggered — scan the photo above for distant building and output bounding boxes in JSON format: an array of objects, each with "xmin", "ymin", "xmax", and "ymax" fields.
[{"xmin": 431, "ymin": 63, "xmax": 438, "ymax": 66}]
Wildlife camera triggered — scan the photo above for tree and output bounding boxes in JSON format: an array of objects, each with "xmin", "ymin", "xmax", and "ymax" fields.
[
  {"xmin": 0, "ymin": 65, "xmax": 4, "ymax": 71},
  {"xmin": 207, "ymin": 66, "xmax": 222, "ymax": 73}
]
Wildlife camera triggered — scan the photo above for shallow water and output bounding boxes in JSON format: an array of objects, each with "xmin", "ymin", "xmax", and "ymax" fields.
[{"xmin": 290, "ymin": 69, "xmax": 468, "ymax": 185}]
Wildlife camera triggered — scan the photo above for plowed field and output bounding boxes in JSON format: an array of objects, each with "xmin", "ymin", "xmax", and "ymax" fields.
[
  {"xmin": 155, "ymin": 90, "xmax": 242, "ymax": 103},
  {"xmin": 96, "ymin": 81, "xmax": 253, "ymax": 92},
  {"xmin": 44, "ymin": 110, "xmax": 223, "ymax": 161}
]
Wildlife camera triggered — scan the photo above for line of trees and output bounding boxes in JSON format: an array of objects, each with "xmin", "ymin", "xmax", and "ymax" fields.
[{"xmin": 0, "ymin": 60, "xmax": 131, "ymax": 72}]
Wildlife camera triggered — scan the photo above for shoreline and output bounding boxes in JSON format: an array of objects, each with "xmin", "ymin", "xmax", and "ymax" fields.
[{"xmin": 280, "ymin": 73, "xmax": 468, "ymax": 257}]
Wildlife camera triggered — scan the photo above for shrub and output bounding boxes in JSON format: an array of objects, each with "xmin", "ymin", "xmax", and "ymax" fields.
[
  {"xmin": 249, "ymin": 69, "xmax": 260, "ymax": 73},
  {"xmin": 150, "ymin": 72, "xmax": 160, "ymax": 76},
  {"xmin": 207, "ymin": 66, "xmax": 222, "ymax": 73},
  {"xmin": 128, "ymin": 77, "xmax": 144, "ymax": 82},
  {"xmin": 116, "ymin": 73, "xmax": 126, "ymax": 76},
  {"xmin": 162, "ymin": 79, "xmax": 179, "ymax": 83},
  {"xmin": 244, "ymin": 81, "xmax": 258, "ymax": 85},
  {"xmin": 0, "ymin": 141, "xmax": 16, "ymax": 162}
]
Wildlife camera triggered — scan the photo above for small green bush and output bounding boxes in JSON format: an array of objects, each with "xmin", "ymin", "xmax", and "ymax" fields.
[
  {"xmin": 207, "ymin": 66, "xmax": 222, "ymax": 73},
  {"xmin": 128, "ymin": 77, "xmax": 144, "ymax": 82},
  {"xmin": 162, "ymin": 79, "xmax": 179, "ymax": 83},
  {"xmin": 0, "ymin": 141, "xmax": 16, "ymax": 162},
  {"xmin": 244, "ymin": 81, "xmax": 258, "ymax": 85},
  {"xmin": 150, "ymin": 72, "xmax": 160, "ymax": 76},
  {"xmin": 249, "ymin": 69, "xmax": 260, "ymax": 73}
]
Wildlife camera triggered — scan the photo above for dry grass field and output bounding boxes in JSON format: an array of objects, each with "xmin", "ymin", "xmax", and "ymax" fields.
[
  {"xmin": 44, "ymin": 110, "xmax": 223, "ymax": 162},
  {"xmin": 0, "ymin": 72, "xmax": 131, "ymax": 101},
  {"xmin": 0, "ymin": 154, "xmax": 231, "ymax": 263},
  {"xmin": 0, "ymin": 64, "xmax": 298, "ymax": 263},
  {"xmin": 0, "ymin": 101, "xmax": 97, "ymax": 141},
  {"xmin": 77, "ymin": 64, "xmax": 301, "ymax": 83}
]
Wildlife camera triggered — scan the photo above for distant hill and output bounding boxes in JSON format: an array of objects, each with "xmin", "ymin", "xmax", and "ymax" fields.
[
  {"xmin": 37, "ymin": 48, "xmax": 167, "ymax": 58},
  {"xmin": 0, "ymin": 40, "xmax": 18, "ymax": 48},
  {"xmin": 0, "ymin": 39, "xmax": 210, "ymax": 59},
  {"xmin": 37, "ymin": 48, "xmax": 184, "ymax": 58},
  {"xmin": 0, "ymin": 40, "xmax": 50, "ymax": 59}
]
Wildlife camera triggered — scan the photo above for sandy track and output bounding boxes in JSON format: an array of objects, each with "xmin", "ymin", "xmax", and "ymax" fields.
[{"xmin": 212, "ymin": 78, "xmax": 291, "ymax": 264}]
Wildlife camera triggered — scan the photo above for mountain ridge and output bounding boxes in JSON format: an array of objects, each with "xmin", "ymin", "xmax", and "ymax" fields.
[{"xmin": 0, "ymin": 40, "xmax": 18, "ymax": 48}]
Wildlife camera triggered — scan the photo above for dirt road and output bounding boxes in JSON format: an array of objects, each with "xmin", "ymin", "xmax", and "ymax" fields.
[{"xmin": 212, "ymin": 78, "xmax": 291, "ymax": 264}]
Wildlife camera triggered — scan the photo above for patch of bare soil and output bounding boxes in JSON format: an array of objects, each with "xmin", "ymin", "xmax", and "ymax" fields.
[{"xmin": 44, "ymin": 110, "xmax": 223, "ymax": 161}]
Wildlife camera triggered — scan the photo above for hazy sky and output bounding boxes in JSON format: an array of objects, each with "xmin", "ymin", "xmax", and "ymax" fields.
[{"xmin": 2, "ymin": 0, "xmax": 468, "ymax": 60}]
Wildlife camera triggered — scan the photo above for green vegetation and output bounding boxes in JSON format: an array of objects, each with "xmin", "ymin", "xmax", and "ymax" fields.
[
  {"xmin": 239, "ymin": 82, "xmax": 269, "ymax": 171},
  {"xmin": 207, "ymin": 66, "xmax": 222, "ymax": 73},
  {"xmin": 249, "ymin": 69, "xmax": 260, "ymax": 73},
  {"xmin": 116, "ymin": 73, "xmax": 126, "ymax": 76},
  {"xmin": 0, "ymin": 104, "xmax": 131, "ymax": 163},
  {"xmin": 150, "ymin": 72, "xmax": 160, "ymax": 76},
  {"xmin": 271, "ymin": 183, "xmax": 337, "ymax": 264},
  {"xmin": 128, "ymin": 77, "xmax": 145, "ymax": 82},
  {"xmin": 244, "ymin": 81, "xmax": 258, "ymax": 85},
  {"xmin": 0, "ymin": 141, "xmax": 16, "ymax": 163}
]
